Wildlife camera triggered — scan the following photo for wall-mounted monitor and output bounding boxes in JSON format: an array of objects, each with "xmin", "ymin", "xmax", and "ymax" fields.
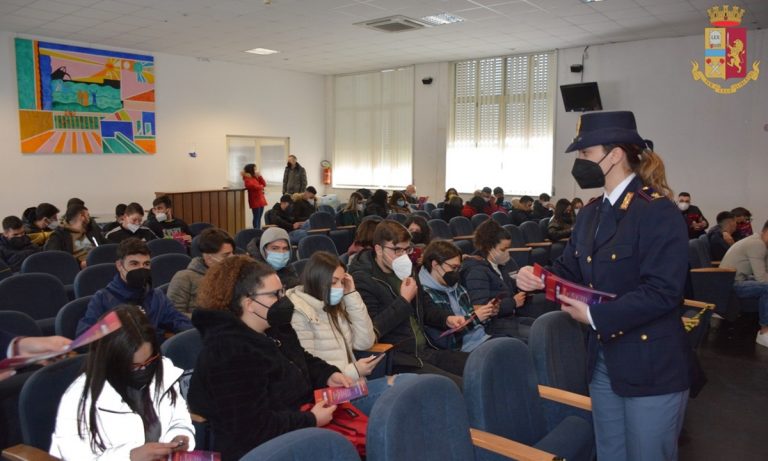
[{"xmin": 560, "ymin": 82, "xmax": 603, "ymax": 112}]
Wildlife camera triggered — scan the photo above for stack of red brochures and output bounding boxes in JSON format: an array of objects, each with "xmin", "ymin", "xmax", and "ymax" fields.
[
  {"xmin": 314, "ymin": 378, "xmax": 369, "ymax": 405},
  {"xmin": 533, "ymin": 263, "xmax": 617, "ymax": 305},
  {"xmin": 0, "ymin": 311, "xmax": 122, "ymax": 371}
]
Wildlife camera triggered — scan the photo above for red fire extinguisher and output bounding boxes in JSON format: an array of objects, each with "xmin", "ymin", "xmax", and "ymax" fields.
[{"xmin": 321, "ymin": 160, "xmax": 332, "ymax": 185}]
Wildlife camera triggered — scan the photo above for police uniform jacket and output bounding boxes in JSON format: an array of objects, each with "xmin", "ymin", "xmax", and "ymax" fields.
[{"xmin": 550, "ymin": 175, "xmax": 691, "ymax": 397}]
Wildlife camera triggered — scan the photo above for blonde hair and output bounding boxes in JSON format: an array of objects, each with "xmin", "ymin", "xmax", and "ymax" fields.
[{"xmin": 609, "ymin": 144, "xmax": 674, "ymax": 199}]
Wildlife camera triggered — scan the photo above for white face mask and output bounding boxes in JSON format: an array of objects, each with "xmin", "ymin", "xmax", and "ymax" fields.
[
  {"xmin": 391, "ymin": 254, "xmax": 413, "ymax": 280},
  {"xmin": 574, "ymin": 208, "xmax": 580, "ymax": 215},
  {"xmin": 126, "ymin": 223, "xmax": 140, "ymax": 233},
  {"xmin": 155, "ymin": 212, "xmax": 167, "ymax": 222},
  {"xmin": 678, "ymin": 202, "xmax": 690, "ymax": 212},
  {"xmin": 357, "ymin": 204, "xmax": 364, "ymax": 212},
  {"xmin": 492, "ymin": 248, "xmax": 510, "ymax": 267},
  {"xmin": 47, "ymin": 220, "xmax": 59, "ymax": 230}
]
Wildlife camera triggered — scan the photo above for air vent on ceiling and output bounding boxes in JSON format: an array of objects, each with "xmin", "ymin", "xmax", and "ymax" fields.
[{"xmin": 356, "ymin": 15, "xmax": 429, "ymax": 33}]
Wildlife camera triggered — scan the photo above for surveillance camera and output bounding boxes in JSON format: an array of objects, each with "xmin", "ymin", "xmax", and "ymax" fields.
[{"xmin": 421, "ymin": 77, "xmax": 433, "ymax": 85}]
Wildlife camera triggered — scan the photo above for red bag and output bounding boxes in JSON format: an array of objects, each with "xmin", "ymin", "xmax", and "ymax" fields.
[{"xmin": 301, "ymin": 402, "xmax": 368, "ymax": 456}]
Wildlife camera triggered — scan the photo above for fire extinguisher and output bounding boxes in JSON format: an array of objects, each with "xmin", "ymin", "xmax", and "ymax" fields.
[{"xmin": 321, "ymin": 160, "xmax": 332, "ymax": 185}]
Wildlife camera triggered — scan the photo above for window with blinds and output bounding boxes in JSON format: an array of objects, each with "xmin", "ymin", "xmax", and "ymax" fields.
[
  {"xmin": 447, "ymin": 52, "xmax": 556, "ymax": 195},
  {"xmin": 333, "ymin": 67, "xmax": 414, "ymax": 189}
]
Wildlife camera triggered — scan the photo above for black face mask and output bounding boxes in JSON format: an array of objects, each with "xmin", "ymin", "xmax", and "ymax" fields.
[
  {"xmin": 253, "ymin": 296, "xmax": 295, "ymax": 327},
  {"xmin": 411, "ymin": 232, "xmax": 424, "ymax": 245},
  {"xmin": 128, "ymin": 360, "xmax": 158, "ymax": 389},
  {"xmin": 571, "ymin": 156, "xmax": 609, "ymax": 189},
  {"xmin": 125, "ymin": 268, "xmax": 152, "ymax": 290},
  {"xmin": 8, "ymin": 235, "xmax": 30, "ymax": 250},
  {"xmin": 442, "ymin": 269, "xmax": 460, "ymax": 287}
]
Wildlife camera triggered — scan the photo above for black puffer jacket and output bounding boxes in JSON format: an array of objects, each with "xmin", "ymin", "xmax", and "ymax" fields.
[
  {"xmin": 0, "ymin": 235, "xmax": 39, "ymax": 272},
  {"xmin": 348, "ymin": 249, "xmax": 448, "ymax": 367},
  {"xmin": 188, "ymin": 309, "xmax": 338, "ymax": 461}
]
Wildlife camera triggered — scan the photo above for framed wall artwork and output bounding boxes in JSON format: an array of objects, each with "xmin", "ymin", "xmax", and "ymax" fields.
[{"xmin": 15, "ymin": 38, "xmax": 155, "ymax": 154}]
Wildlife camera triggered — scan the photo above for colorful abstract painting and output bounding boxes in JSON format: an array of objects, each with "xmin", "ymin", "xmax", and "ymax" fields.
[{"xmin": 15, "ymin": 38, "xmax": 155, "ymax": 154}]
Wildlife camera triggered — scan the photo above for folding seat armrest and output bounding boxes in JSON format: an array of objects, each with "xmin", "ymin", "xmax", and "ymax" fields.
[
  {"xmin": 263, "ymin": 224, "xmax": 277, "ymax": 228},
  {"xmin": 191, "ymin": 412, "xmax": 208, "ymax": 423},
  {"xmin": 367, "ymin": 343, "xmax": 393, "ymax": 354},
  {"xmin": 682, "ymin": 299, "xmax": 715, "ymax": 310},
  {"xmin": 526, "ymin": 242, "xmax": 552, "ymax": 248},
  {"xmin": 307, "ymin": 228, "xmax": 331, "ymax": 234},
  {"xmin": 509, "ymin": 247, "xmax": 533, "ymax": 253},
  {"xmin": 452, "ymin": 235, "xmax": 474, "ymax": 241},
  {"xmin": 2, "ymin": 445, "xmax": 60, "ymax": 461},
  {"xmin": 469, "ymin": 428, "xmax": 560, "ymax": 461},
  {"xmin": 537, "ymin": 385, "xmax": 592, "ymax": 412},
  {"xmin": 710, "ymin": 260, "xmax": 721, "ymax": 267},
  {"xmin": 337, "ymin": 225, "xmax": 357, "ymax": 230},
  {"xmin": 690, "ymin": 267, "xmax": 735, "ymax": 273}
]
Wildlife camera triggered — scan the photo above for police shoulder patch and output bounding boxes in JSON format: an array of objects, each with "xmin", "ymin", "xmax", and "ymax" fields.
[{"xmin": 638, "ymin": 186, "xmax": 664, "ymax": 201}]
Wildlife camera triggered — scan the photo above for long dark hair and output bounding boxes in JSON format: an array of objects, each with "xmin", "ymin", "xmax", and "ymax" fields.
[
  {"xmin": 244, "ymin": 163, "xmax": 257, "ymax": 176},
  {"xmin": 78, "ymin": 305, "xmax": 174, "ymax": 452},
  {"xmin": 552, "ymin": 198, "xmax": 572, "ymax": 224},
  {"xmin": 301, "ymin": 252, "xmax": 351, "ymax": 347}
]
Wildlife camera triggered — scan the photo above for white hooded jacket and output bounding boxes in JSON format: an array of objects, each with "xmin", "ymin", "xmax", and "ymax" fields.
[
  {"xmin": 49, "ymin": 357, "xmax": 195, "ymax": 460},
  {"xmin": 288, "ymin": 286, "xmax": 375, "ymax": 379}
]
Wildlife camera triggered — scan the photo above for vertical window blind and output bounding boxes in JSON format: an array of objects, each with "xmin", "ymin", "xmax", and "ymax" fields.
[
  {"xmin": 447, "ymin": 52, "xmax": 556, "ymax": 195},
  {"xmin": 333, "ymin": 67, "xmax": 413, "ymax": 189}
]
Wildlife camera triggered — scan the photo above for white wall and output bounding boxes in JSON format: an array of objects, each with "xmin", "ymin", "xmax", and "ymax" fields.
[
  {"xmin": 0, "ymin": 31, "xmax": 326, "ymax": 220},
  {"xmin": 554, "ymin": 30, "xmax": 768, "ymax": 227}
]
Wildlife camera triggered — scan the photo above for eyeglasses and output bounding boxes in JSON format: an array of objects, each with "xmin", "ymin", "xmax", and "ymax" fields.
[
  {"xmin": 250, "ymin": 288, "xmax": 286, "ymax": 300},
  {"xmin": 441, "ymin": 262, "xmax": 461, "ymax": 272},
  {"xmin": 132, "ymin": 353, "xmax": 160, "ymax": 371},
  {"xmin": 382, "ymin": 245, "xmax": 413, "ymax": 256}
]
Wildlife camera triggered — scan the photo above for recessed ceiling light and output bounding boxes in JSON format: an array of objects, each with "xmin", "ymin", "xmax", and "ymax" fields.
[
  {"xmin": 244, "ymin": 48, "xmax": 279, "ymax": 55},
  {"xmin": 420, "ymin": 13, "xmax": 465, "ymax": 26}
]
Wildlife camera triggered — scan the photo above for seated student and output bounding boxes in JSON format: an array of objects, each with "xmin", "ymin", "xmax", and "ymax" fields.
[
  {"xmin": 50, "ymin": 306, "xmax": 195, "ymax": 460},
  {"xmin": 404, "ymin": 215, "xmax": 431, "ymax": 266},
  {"xmin": 347, "ymin": 219, "xmax": 379, "ymax": 262},
  {"xmin": 188, "ymin": 256, "xmax": 352, "ymax": 461},
  {"xmin": 146, "ymin": 195, "xmax": 192, "ymax": 242},
  {"xmin": 292, "ymin": 186, "xmax": 318, "ymax": 223},
  {"xmin": 266, "ymin": 194, "xmax": 302, "ymax": 232},
  {"xmin": 45, "ymin": 204, "xmax": 106, "ymax": 268},
  {"xmin": 364, "ymin": 189, "xmax": 389, "ymax": 218},
  {"xmin": 77, "ymin": 238, "xmax": 192, "ymax": 342},
  {"xmin": 65, "ymin": 198, "xmax": 106, "ymax": 242},
  {"xmin": 678, "ymin": 192, "xmax": 708, "ymax": 239},
  {"xmin": 0, "ymin": 216, "xmax": 40, "ymax": 272},
  {"xmin": 23, "ymin": 202, "xmax": 59, "ymax": 246},
  {"xmin": 461, "ymin": 196, "xmax": 486, "ymax": 219},
  {"xmin": 339, "ymin": 192, "xmax": 364, "ymax": 226},
  {"xmin": 102, "ymin": 203, "xmax": 127, "ymax": 234},
  {"xmin": 167, "ymin": 228, "xmax": 234, "ymax": 316},
  {"xmin": 732, "ymin": 206, "xmax": 754, "ymax": 241},
  {"xmin": 720, "ymin": 220, "xmax": 768, "ymax": 348},
  {"xmin": 531, "ymin": 193, "xmax": 554, "ymax": 220},
  {"xmin": 493, "ymin": 187, "xmax": 513, "ymax": 211},
  {"xmin": 418, "ymin": 240, "xmax": 493, "ymax": 353},
  {"xmin": 461, "ymin": 220, "xmax": 533, "ymax": 340},
  {"xmin": 105, "ymin": 203, "xmax": 158, "ymax": 243},
  {"xmin": 402, "ymin": 184, "xmax": 419, "ymax": 205},
  {"xmin": 442, "ymin": 194, "xmax": 463, "ymax": 222},
  {"xmin": 707, "ymin": 211, "xmax": 737, "ymax": 262},
  {"xmin": 547, "ymin": 198, "xmax": 574, "ymax": 241},
  {"xmin": 288, "ymin": 252, "xmax": 414, "ymax": 415},
  {"xmin": 480, "ymin": 187, "xmax": 501, "ymax": 214},
  {"xmin": 348, "ymin": 221, "xmax": 468, "ymax": 387},
  {"xmin": 388, "ymin": 191, "xmax": 411, "ymax": 215},
  {"xmin": 247, "ymin": 226, "xmax": 300, "ymax": 289},
  {"xmin": 510, "ymin": 195, "xmax": 534, "ymax": 225},
  {"xmin": 571, "ymin": 197, "xmax": 584, "ymax": 217}
]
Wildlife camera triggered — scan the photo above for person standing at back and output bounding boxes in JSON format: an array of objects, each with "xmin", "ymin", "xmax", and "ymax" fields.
[
  {"xmin": 517, "ymin": 111, "xmax": 691, "ymax": 461},
  {"xmin": 283, "ymin": 154, "xmax": 308, "ymax": 195},
  {"xmin": 242, "ymin": 164, "xmax": 267, "ymax": 230}
]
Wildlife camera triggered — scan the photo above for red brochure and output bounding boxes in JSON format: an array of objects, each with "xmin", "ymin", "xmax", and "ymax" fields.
[
  {"xmin": 0, "ymin": 311, "xmax": 122, "ymax": 371},
  {"xmin": 314, "ymin": 378, "xmax": 369, "ymax": 405},
  {"xmin": 533, "ymin": 264, "xmax": 616, "ymax": 305}
]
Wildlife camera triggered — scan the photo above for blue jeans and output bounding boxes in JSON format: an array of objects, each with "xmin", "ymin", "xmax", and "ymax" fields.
[
  {"xmin": 352, "ymin": 374, "xmax": 418, "ymax": 416},
  {"xmin": 590, "ymin": 351, "xmax": 688, "ymax": 461},
  {"xmin": 251, "ymin": 207, "xmax": 264, "ymax": 229},
  {"xmin": 732, "ymin": 280, "xmax": 768, "ymax": 326}
]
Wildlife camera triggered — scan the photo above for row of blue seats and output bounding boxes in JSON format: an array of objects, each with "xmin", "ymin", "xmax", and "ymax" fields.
[{"xmin": 6, "ymin": 313, "xmax": 596, "ymax": 461}]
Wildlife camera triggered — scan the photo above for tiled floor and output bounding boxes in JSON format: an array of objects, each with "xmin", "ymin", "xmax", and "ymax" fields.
[{"xmin": 679, "ymin": 313, "xmax": 768, "ymax": 460}]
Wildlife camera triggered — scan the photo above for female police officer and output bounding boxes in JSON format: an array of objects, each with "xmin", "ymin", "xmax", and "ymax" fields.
[{"xmin": 517, "ymin": 111, "xmax": 691, "ymax": 461}]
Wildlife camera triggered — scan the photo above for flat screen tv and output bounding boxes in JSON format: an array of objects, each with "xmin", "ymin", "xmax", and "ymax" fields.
[{"xmin": 560, "ymin": 82, "xmax": 602, "ymax": 112}]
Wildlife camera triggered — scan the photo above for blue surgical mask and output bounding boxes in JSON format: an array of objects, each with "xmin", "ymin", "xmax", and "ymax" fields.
[
  {"xmin": 266, "ymin": 251, "xmax": 290, "ymax": 270},
  {"xmin": 397, "ymin": 200, "xmax": 406, "ymax": 207},
  {"xmin": 329, "ymin": 287, "xmax": 344, "ymax": 306}
]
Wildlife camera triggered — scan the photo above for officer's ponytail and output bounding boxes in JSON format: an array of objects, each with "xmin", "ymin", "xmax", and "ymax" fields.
[{"xmin": 608, "ymin": 143, "xmax": 674, "ymax": 199}]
